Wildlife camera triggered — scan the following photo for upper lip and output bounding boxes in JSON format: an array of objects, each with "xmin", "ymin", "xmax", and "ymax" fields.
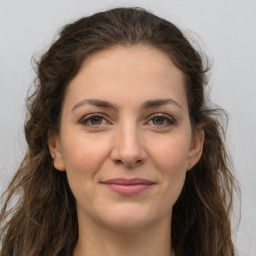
[{"xmin": 100, "ymin": 178, "xmax": 155, "ymax": 185}]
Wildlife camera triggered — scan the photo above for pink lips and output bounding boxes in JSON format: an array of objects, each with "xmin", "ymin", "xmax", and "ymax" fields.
[{"xmin": 101, "ymin": 178, "xmax": 155, "ymax": 196}]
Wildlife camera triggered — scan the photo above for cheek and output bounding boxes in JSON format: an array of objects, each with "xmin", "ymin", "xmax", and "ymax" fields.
[
  {"xmin": 151, "ymin": 132, "xmax": 190, "ymax": 172},
  {"xmin": 61, "ymin": 133, "xmax": 110, "ymax": 173},
  {"xmin": 60, "ymin": 134, "xmax": 111, "ymax": 197},
  {"xmin": 150, "ymin": 134, "xmax": 190, "ymax": 202}
]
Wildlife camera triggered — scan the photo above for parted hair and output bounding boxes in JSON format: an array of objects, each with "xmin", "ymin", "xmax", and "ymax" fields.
[{"xmin": 0, "ymin": 7, "xmax": 239, "ymax": 256}]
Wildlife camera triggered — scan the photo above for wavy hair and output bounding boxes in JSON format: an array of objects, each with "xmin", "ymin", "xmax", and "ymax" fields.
[{"xmin": 0, "ymin": 7, "xmax": 239, "ymax": 256}]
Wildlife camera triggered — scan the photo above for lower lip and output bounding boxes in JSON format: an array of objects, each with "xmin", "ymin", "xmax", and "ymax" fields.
[{"xmin": 103, "ymin": 184, "xmax": 153, "ymax": 195}]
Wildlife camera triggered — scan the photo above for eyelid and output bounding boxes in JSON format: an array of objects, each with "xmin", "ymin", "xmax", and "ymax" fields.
[
  {"xmin": 145, "ymin": 113, "xmax": 176, "ymax": 126},
  {"xmin": 80, "ymin": 113, "xmax": 111, "ymax": 126},
  {"xmin": 79, "ymin": 112, "xmax": 175, "ymax": 128}
]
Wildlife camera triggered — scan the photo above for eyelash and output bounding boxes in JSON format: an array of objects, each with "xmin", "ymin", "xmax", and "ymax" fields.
[
  {"xmin": 79, "ymin": 113, "xmax": 175, "ymax": 128},
  {"xmin": 146, "ymin": 113, "xmax": 175, "ymax": 127},
  {"xmin": 80, "ymin": 113, "xmax": 110, "ymax": 128}
]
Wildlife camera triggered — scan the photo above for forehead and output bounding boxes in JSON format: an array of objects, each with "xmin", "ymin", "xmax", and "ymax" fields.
[
  {"xmin": 77, "ymin": 45, "xmax": 184, "ymax": 84},
  {"xmin": 63, "ymin": 45, "xmax": 188, "ymax": 111}
]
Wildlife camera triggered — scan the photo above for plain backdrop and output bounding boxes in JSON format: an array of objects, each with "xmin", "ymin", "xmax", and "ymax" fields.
[{"xmin": 0, "ymin": 0, "xmax": 255, "ymax": 255}]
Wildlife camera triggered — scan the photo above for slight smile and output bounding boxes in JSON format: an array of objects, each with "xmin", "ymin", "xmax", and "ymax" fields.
[{"xmin": 100, "ymin": 178, "xmax": 156, "ymax": 196}]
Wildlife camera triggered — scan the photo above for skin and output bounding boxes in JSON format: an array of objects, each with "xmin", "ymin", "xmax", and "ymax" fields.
[{"xmin": 49, "ymin": 45, "xmax": 204, "ymax": 256}]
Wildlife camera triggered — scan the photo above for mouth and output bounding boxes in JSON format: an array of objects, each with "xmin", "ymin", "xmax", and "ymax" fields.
[{"xmin": 100, "ymin": 178, "xmax": 155, "ymax": 196}]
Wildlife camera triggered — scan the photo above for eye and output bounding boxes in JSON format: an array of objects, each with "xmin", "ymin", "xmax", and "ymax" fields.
[
  {"xmin": 147, "ymin": 114, "xmax": 175, "ymax": 127},
  {"xmin": 152, "ymin": 116, "xmax": 166, "ymax": 125},
  {"xmin": 90, "ymin": 116, "xmax": 103, "ymax": 125},
  {"xmin": 80, "ymin": 113, "xmax": 109, "ymax": 127}
]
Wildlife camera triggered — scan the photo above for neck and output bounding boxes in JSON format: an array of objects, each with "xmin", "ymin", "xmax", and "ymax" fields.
[{"xmin": 73, "ymin": 213, "xmax": 174, "ymax": 256}]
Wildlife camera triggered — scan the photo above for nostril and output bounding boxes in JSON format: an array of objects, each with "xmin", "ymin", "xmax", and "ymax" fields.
[
  {"xmin": 113, "ymin": 158, "xmax": 143, "ymax": 168},
  {"xmin": 110, "ymin": 135, "xmax": 147, "ymax": 167},
  {"xmin": 114, "ymin": 159, "xmax": 123, "ymax": 165}
]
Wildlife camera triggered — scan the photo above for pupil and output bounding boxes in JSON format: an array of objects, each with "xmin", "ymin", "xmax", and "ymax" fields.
[
  {"xmin": 91, "ymin": 116, "xmax": 102, "ymax": 125},
  {"xmin": 153, "ymin": 117, "xmax": 164, "ymax": 125}
]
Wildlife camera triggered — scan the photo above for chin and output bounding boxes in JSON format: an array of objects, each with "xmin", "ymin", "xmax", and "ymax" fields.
[{"xmin": 95, "ymin": 203, "xmax": 159, "ymax": 232}]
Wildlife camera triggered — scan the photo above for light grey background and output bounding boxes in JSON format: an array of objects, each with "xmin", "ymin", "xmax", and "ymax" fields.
[{"xmin": 1, "ymin": 0, "xmax": 255, "ymax": 255}]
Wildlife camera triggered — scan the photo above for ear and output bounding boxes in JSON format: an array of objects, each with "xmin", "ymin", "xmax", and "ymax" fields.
[
  {"xmin": 187, "ymin": 127, "xmax": 204, "ymax": 171},
  {"xmin": 48, "ymin": 131, "xmax": 65, "ymax": 171}
]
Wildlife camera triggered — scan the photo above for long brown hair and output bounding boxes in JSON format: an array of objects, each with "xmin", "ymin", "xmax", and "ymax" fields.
[{"xmin": 0, "ymin": 7, "xmax": 239, "ymax": 256}]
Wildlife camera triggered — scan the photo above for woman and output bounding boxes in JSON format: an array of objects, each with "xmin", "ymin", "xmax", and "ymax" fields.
[{"xmin": 0, "ymin": 7, "xmax": 238, "ymax": 256}]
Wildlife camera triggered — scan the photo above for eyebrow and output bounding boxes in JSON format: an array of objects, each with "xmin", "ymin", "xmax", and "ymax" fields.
[
  {"xmin": 71, "ymin": 98, "xmax": 182, "ymax": 112},
  {"xmin": 72, "ymin": 99, "xmax": 117, "ymax": 112},
  {"xmin": 142, "ymin": 98, "xmax": 182, "ymax": 110}
]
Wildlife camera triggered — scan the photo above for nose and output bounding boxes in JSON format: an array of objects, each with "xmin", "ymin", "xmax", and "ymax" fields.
[{"xmin": 110, "ymin": 124, "xmax": 147, "ymax": 168}]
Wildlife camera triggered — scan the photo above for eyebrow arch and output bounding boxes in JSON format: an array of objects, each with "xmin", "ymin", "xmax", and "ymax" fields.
[
  {"xmin": 142, "ymin": 98, "xmax": 183, "ymax": 110},
  {"xmin": 71, "ymin": 99, "xmax": 117, "ymax": 112},
  {"xmin": 71, "ymin": 98, "xmax": 183, "ymax": 113}
]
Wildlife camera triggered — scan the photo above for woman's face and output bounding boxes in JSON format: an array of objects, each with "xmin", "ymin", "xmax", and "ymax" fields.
[{"xmin": 49, "ymin": 46, "xmax": 203, "ymax": 231}]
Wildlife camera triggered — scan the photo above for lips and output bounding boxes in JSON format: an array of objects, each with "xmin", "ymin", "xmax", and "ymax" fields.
[
  {"xmin": 100, "ymin": 178, "xmax": 155, "ymax": 195},
  {"xmin": 101, "ymin": 178, "xmax": 155, "ymax": 185}
]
